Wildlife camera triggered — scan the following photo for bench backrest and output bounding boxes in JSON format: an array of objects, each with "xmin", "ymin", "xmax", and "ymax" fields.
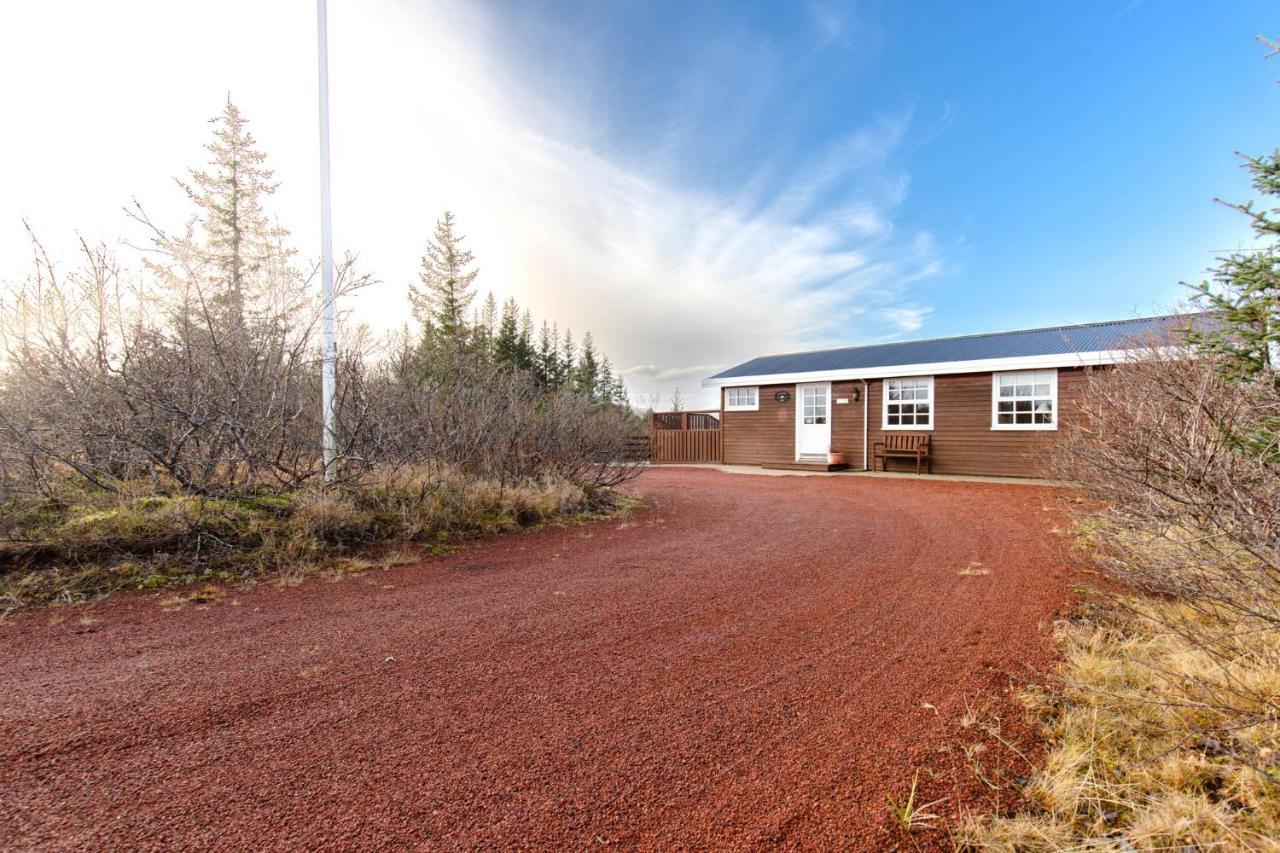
[{"xmin": 883, "ymin": 434, "xmax": 930, "ymax": 452}]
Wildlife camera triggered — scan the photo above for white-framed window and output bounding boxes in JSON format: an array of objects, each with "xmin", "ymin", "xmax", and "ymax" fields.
[
  {"xmin": 800, "ymin": 384, "xmax": 827, "ymax": 424},
  {"xmin": 992, "ymin": 370, "xmax": 1057, "ymax": 430},
  {"xmin": 724, "ymin": 386, "xmax": 759, "ymax": 411},
  {"xmin": 883, "ymin": 376, "xmax": 934, "ymax": 430}
]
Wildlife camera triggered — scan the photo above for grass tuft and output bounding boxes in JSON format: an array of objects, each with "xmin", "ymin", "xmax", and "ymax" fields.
[
  {"xmin": 887, "ymin": 770, "xmax": 947, "ymax": 833},
  {"xmin": 0, "ymin": 467, "xmax": 637, "ymax": 608},
  {"xmin": 958, "ymin": 593, "xmax": 1280, "ymax": 850}
]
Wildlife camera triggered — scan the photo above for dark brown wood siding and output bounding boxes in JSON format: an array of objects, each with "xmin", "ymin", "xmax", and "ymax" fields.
[
  {"xmin": 720, "ymin": 367, "xmax": 1091, "ymax": 477},
  {"xmin": 720, "ymin": 384, "xmax": 795, "ymax": 465}
]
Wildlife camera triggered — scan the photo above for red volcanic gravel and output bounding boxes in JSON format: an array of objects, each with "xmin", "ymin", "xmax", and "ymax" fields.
[{"xmin": 0, "ymin": 468, "xmax": 1084, "ymax": 850}]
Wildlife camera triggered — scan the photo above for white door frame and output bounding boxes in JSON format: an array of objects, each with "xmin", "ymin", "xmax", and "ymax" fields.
[{"xmin": 794, "ymin": 382, "xmax": 832, "ymax": 459}]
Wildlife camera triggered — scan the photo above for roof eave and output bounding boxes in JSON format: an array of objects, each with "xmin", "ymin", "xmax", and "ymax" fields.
[{"xmin": 700, "ymin": 347, "xmax": 1181, "ymax": 388}]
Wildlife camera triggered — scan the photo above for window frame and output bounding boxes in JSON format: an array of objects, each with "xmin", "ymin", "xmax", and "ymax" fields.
[
  {"xmin": 991, "ymin": 369, "xmax": 1058, "ymax": 431},
  {"xmin": 881, "ymin": 376, "xmax": 935, "ymax": 431},
  {"xmin": 723, "ymin": 386, "xmax": 759, "ymax": 412}
]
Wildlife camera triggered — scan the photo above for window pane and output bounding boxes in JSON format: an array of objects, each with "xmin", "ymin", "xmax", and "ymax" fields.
[
  {"xmin": 888, "ymin": 414, "xmax": 899, "ymax": 425},
  {"xmin": 1034, "ymin": 400, "xmax": 1052, "ymax": 413},
  {"xmin": 1016, "ymin": 400, "xmax": 1032, "ymax": 412},
  {"xmin": 917, "ymin": 403, "xmax": 929, "ymax": 414},
  {"xmin": 998, "ymin": 413, "xmax": 1013, "ymax": 424},
  {"xmin": 1034, "ymin": 412, "xmax": 1051, "ymax": 424},
  {"xmin": 998, "ymin": 401, "xmax": 1013, "ymax": 413},
  {"xmin": 815, "ymin": 416, "xmax": 826, "ymax": 424},
  {"xmin": 1034, "ymin": 383, "xmax": 1050, "ymax": 396}
]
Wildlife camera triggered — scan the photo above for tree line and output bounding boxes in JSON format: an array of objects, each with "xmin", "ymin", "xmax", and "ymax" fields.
[
  {"xmin": 0, "ymin": 99, "xmax": 643, "ymax": 501},
  {"xmin": 409, "ymin": 214, "xmax": 628, "ymax": 407}
]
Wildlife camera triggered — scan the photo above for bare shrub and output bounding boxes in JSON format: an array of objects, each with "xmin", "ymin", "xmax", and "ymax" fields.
[
  {"xmin": 957, "ymin": 353, "xmax": 1280, "ymax": 847},
  {"xmin": 0, "ymin": 102, "xmax": 645, "ymax": 507},
  {"xmin": 0, "ymin": 100, "xmax": 645, "ymax": 607},
  {"xmin": 1053, "ymin": 353, "xmax": 1280, "ymax": 722}
]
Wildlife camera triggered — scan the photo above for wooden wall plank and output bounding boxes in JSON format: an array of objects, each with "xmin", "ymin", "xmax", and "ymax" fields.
[{"xmin": 719, "ymin": 367, "xmax": 1092, "ymax": 477}]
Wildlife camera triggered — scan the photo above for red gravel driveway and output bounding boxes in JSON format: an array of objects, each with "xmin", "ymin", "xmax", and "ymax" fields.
[{"xmin": 0, "ymin": 468, "xmax": 1081, "ymax": 850}]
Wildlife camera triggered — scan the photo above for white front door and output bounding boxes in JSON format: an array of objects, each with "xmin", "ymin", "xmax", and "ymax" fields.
[{"xmin": 795, "ymin": 382, "xmax": 831, "ymax": 458}]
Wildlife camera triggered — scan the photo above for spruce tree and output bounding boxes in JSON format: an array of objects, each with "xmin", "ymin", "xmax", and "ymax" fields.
[
  {"xmin": 517, "ymin": 309, "xmax": 536, "ymax": 371},
  {"xmin": 411, "ymin": 211, "xmax": 478, "ymax": 345},
  {"xmin": 1191, "ymin": 151, "xmax": 1280, "ymax": 385},
  {"xmin": 167, "ymin": 97, "xmax": 285, "ymax": 334},
  {"xmin": 536, "ymin": 321, "xmax": 559, "ymax": 386},
  {"xmin": 609, "ymin": 370, "xmax": 629, "ymax": 407},
  {"xmin": 573, "ymin": 331, "xmax": 600, "ymax": 399},
  {"xmin": 559, "ymin": 328, "xmax": 577, "ymax": 389},
  {"xmin": 494, "ymin": 297, "xmax": 521, "ymax": 367},
  {"xmin": 476, "ymin": 291, "xmax": 498, "ymax": 357},
  {"xmin": 596, "ymin": 356, "xmax": 617, "ymax": 405}
]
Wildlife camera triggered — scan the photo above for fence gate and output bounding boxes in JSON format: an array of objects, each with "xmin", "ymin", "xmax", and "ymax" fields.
[{"xmin": 650, "ymin": 410, "xmax": 721, "ymax": 463}]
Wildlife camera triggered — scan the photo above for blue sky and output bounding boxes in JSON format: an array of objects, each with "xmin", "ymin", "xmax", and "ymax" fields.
[
  {"xmin": 487, "ymin": 0, "xmax": 1280, "ymax": 339},
  {"xmin": 2, "ymin": 1, "xmax": 1278, "ymax": 407}
]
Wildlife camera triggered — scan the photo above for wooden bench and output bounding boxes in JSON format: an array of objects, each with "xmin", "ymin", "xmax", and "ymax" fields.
[{"xmin": 872, "ymin": 434, "xmax": 931, "ymax": 474}]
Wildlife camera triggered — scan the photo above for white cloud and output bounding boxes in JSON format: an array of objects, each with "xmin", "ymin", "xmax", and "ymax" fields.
[{"xmin": 0, "ymin": 0, "xmax": 944, "ymax": 409}]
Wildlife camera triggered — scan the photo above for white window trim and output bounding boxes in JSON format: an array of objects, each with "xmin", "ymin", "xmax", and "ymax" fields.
[
  {"xmin": 723, "ymin": 386, "xmax": 759, "ymax": 412},
  {"xmin": 991, "ymin": 369, "xmax": 1058, "ymax": 431},
  {"xmin": 882, "ymin": 376, "xmax": 935, "ymax": 431}
]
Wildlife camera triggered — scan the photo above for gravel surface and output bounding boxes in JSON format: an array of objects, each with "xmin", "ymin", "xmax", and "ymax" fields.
[{"xmin": 0, "ymin": 467, "xmax": 1082, "ymax": 850}]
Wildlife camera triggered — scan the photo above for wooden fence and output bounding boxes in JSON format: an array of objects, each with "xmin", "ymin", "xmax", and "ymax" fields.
[
  {"xmin": 652, "ymin": 411, "xmax": 720, "ymax": 431},
  {"xmin": 649, "ymin": 409, "xmax": 721, "ymax": 463},
  {"xmin": 651, "ymin": 429, "xmax": 722, "ymax": 463}
]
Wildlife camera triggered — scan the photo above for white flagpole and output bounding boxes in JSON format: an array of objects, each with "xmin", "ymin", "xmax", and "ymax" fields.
[{"xmin": 317, "ymin": 0, "xmax": 337, "ymax": 483}]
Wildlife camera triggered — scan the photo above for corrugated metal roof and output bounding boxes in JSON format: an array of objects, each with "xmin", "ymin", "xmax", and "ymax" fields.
[{"xmin": 707, "ymin": 314, "xmax": 1199, "ymax": 381}]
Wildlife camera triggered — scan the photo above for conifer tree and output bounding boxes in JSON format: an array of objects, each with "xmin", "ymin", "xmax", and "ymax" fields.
[
  {"xmin": 410, "ymin": 211, "xmax": 478, "ymax": 346},
  {"xmin": 573, "ymin": 331, "xmax": 600, "ymax": 399},
  {"xmin": 494, "ymin": 297, "xmax": 522, "ymax": 367},
  {"xmin": 597, "ymin": 356, "xmax": 628, "ymax": 406},
  {"xmin": 669, "ymin": 386, "xmax": 684, "ymax": 412},
  {"xmin": 1191, "ymin": 150, "xmax": 1280, "ymax": 385},
  {"xmin": 536, "ymin": 321, "xmax": 559, "ymax": 386},
  {"xmin": 476, "ymin": 291, "xmax": 498, "ymax": 356},
  {"xmin": 517, "ymin": 308, "xmax": 536, "ymax": 371},
  {"xmin": 609, "ymin": 369, "xmax": 629, "ymax": 407},
  {"xmin": 559, "ymin": 328, "xmax": 576, "ymax": 389},
  {"xmin": 160, "ymin": 97, "xmax": 286, "ymax": 334}
]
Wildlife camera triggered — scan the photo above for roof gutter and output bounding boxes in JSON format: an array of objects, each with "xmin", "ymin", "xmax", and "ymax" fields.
[{"xmin": 700, "ymin": 347, "xmax": 1180, "ymax": 389}]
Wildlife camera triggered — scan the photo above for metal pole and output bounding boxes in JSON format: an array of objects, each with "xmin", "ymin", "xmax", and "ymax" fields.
[{"xmin": 317, "ymin": 0, "xmax": 337, "ymax": 483}]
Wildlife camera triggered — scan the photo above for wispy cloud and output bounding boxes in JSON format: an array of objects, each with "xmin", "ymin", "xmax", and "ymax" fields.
[
  {"xmin": 0, "ymin": 0, "xmax": 946, "ymax": 409},
  {"xmin": 325, "ymin": 1, "xmax": 947, "ymax": 406}
]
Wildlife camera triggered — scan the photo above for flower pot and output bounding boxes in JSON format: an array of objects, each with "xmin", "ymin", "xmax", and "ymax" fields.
[{"xmin": 827, "ymin": 451, "xmax": 845, "ymax": 465}]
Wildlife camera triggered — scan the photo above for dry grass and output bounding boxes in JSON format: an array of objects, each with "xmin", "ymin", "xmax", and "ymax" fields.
[
  {"xmin": 0, "ymin": 467, "xmax": 636, "ymax": 608},
  {"xmin": 959, "ymin": 593, "xmax": 1280, "ymax": 851}
]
